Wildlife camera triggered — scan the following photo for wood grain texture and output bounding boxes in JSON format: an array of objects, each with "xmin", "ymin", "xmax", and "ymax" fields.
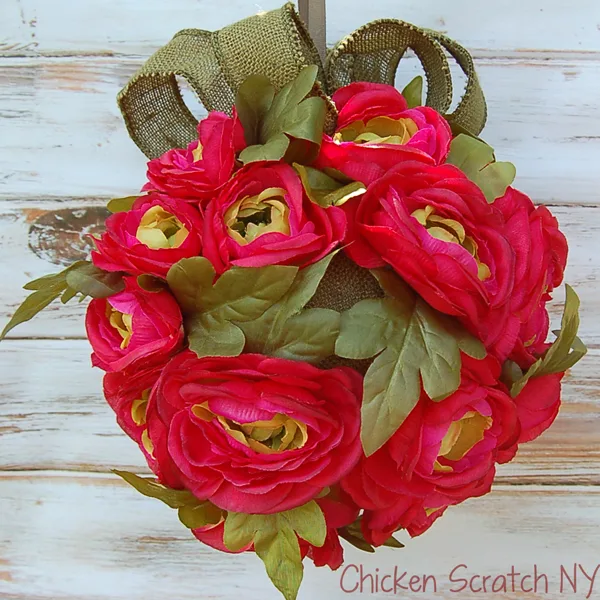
[
  {"xmin": 1, "ymin": 202, "xmax": 598, "ymax": 340},
  {"xmin": 2, "ymin": 0, "xmax": 600, "ymax": 57},
  {"xmin": 2, "ymin": 56, "xmax": 600, "ymax": 203},
  {"xmin": 0, "ymin": 340, "xmax": 597, "ymax": 481},
  {"xmin": 1, "ymin": 474, "xmax": 600, "ymax": 599}
]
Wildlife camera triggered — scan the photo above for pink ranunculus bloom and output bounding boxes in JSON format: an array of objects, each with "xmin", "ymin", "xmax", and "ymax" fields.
[
  {"xmin": 144, "ymin": 351, "xmax": 363, "ymax": 514},
  {"xmin": 85, "ymin": 278, "xmax": 184, "ymax": 373},
  {"xmin": 314, "ymin": 82, "xmax": 451, "ymax": 186},
  {"xmin": 91, "ymin": 193, "xmax": 203, "ymax": 279},
  {"xmin": 494, "ymin": 187, "xmax": 568, "ymax": 368},
  {"xmin": 343, "ymin": 161, "xmax": 517, "ymax": 358},
  {"xmin": 103, "ymin": 366, "xmax": 164, "ymax": 474},
  {"xmin": 513, "ymin": 372, "xmax": 564, "ymax": 444},
  {"xmin": 202, "ymin": 162, "xmax": 347, "ymax": 273},
  {"xmin": 144, "ymin": 111, "xmax": 246, "ymax": 204},
  {"xmin": 341, "ymin": 355, "xmax": 520, "ymax": 545}
]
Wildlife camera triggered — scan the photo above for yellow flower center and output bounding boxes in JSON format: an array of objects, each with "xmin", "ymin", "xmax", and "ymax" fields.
[
  {"xmin": 224, "ymin": 187, "xmax": 291, "ymax": 245},
  {"xmin": 131, "ymin": 389, "xmax": 151, "ymax": 426},
  {"xmin": 106, "ymin": 305, "xmax": 133, "ymax": 349},
  {"xmin": 434, "ymin": 411, "xmax": 493, "ymax": 472},
  {"xmin": 191, "ymin": 403, "xmax": 308, "ymax": 454},
  {"xmin": 191, "ymin": 142, "xmax": 203, "ymax": 162},
  {"xmin": 135, "ymin": 205, "xmax": 189, "ymax": 249},
  {"xmin": 335, "ymin": 116, "xmax": 419, "ymax": 146},
  {"xmin": 425, "ymin": 507, "xmax": 443, "ymax": 517},
  {"xmin": 128, "ymin": 389, "xmax": 154, "ymax": 457},
  {"xmin": 412, "ymin": 205, "xmax": 492, "ymax": 281},
  {"xmin": 141, "ymin": 430, "xmax": 154, "ymax": 456}
]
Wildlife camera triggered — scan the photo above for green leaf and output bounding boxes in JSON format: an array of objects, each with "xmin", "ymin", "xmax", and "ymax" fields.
[
  {"xmin": 187, "ymin": 314, "xmax": 247, "ymax": 358},
  {"xmin": 115, "ymin": 470, "xmax": 224, "ymax": 530},
  {"xmin": 239, "ymin": 133, "xmax": 290, "ymax": 165},
  {"xmin": 65, "ymin": 262, "xmax": 125, "ymax": 298},
  {"xmin": 335, "ymin": 298, "xmax": 401, "ymax": 359},
  {"xmin": 178, "ymin": 502, "xmax": 223, "ymax": 530},
  {"xmin": 445, "ymin": 119, "xmax": 484, "ymax": 140},
  {"xmin": 113, "ymin": 470, "xmax": 199, "ymax": 509},
  {"xmin": 402, "ymin": 75, "xmax": 424, "ymax": 108},
  {"xmin": 237, "ymin": 253, "xmax": 339, "ymax": 364},
  {"xmin": 478, "ymin": 162, "xmax": 517, "ymax": 203},
  {"xmin": 337, "ymin": 269, "xmax": 486, "ymax": 456},
  {"xmin": 261, "ymin": 66, "xmax": 319, "ymax": 141},
  {"xmin": 2, "ymin": 261, "xmax": 89, "ymax": 340},
  {"xmin": 166, "ymin": 256, "xmax": 215, "ymax": 314},
  {"xmin": 22, "ymin": 261, "xmax": 87, "ymax": 291},
  {"xmin": 511, "ymin": 284, "xmax": 587, "ymax": 397},
  {"xmin": 238, "ymin": 66, "xmax": 327, "ymax": 167},
  {"xmin": 278, "ymin": 96, "xmax": 326, "ymax": 146},
  {"xmin": 60, "ymin": 286, "xmax": 79, "ymax": 304},
  {"xmin": 2, "ymin": 288, "xmax": 65, "ymax": 340},
  {"xmin": 167, "ymin": 257, "xmax": 298, "ymax": 359},
  {"xmin": 235, "ymin": 74, "xmax": 276, "ymax": 146},
  {"xmin": 284, "ymin": 501, "xmax": 328, "ymax": 547},
  {"xmin": 168, "ymin": 257, "xmax": 297, "ymax": 319},
  {"xmin": 383, "ymin": 535, "xmax": 405, "ymax": 549},
  {"xmin": 206, "ymin": 265, "xmax": 299, "ymax": 322},
  {"xmin": 223, "ymin": 500, "xmax": 326, "ymax": 551},
  {"xmin": 107, "ymin": 195, "xmax": 139, "ymax": 213},
  {"xmin": 446, "ymin": 134, "xmax": 516, "ymax": 202},
  {"xmin": 255, "ymin": 529, "xmax": 303, "ymax": 600},
  {"xmin": 435, "ymin": 312, "xmax": 488, "ymax": 360},
  {"xmin": 340, "ymin": 518, "xmax": 404, "ymax": 552},
  {"xmin": 268, "ymin": 308, "xmax": 340, "ymax": 363},
  {"xmin": 294, "ymin": 164, "xmax": 338, "ymax": 206},
  {"xmin": 223, "ymin": 501, "xmax": 326, "ymax": 600},
  {"xmin": 361, "ymin": 346, "xmax": 424, "ymax": 456},
  {"xmin": 338, "ymin": 528, "xmax": 376, "ymax": 553},
  {"xmin": 236, "ymin": 66, "xmax": 326, "ymax": 167},
  {"xmin": 294, "ymin": 164, "xmax": 365, "ymax": 208}
]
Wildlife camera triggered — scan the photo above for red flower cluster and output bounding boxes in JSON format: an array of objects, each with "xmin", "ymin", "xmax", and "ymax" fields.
[{"xmin": 85, "ymin": 81, "xmax": 573, "ymax": 571}]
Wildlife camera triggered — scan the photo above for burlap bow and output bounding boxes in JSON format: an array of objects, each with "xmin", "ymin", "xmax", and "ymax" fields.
[{"xmin": 118, "ymin": 2, "xmax": 487, "ymax": 159}]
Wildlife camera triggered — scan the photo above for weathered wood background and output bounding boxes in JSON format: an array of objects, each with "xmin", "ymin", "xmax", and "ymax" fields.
[{"xmin": 1, "ymin": 2, "xmax": 599, "ymax": 599}]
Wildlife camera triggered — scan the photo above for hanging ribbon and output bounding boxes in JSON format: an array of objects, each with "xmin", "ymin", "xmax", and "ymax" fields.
[{"xmin": 118, "ymin": 3, "xmax": 487, "ymax": 159}]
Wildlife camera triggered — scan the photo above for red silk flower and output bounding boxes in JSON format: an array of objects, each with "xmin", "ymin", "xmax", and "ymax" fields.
[
  {"xmin": 202, "ymin": 162, "xmax": 346, "ymax": 273},
  {"xmin": 92, "ymin": 193, "xmax": 203, "ymax": 279},
  {"xmin": 144, "ymin": 111, "xmax": 246, "ymax": 203},
  {"xmin": 342, "ymin": 355, "xmax": 520, "ymax": 545},
  {"xmin": 495, "ymin": 187, "xmax": 568, "ymax": 368},
  {"xmin": 144, "ymin": 351, "xmax": 363, "ymax": 514},
  {"xmin": 85, "ymin": 278, "xmax": 183, "ymax": 373},
  {"xmin": 103, "ymin": 366, "xmax": 163, "ymax": 474},
  {"xmin": 315, "ymin": 82, "xmax": 451, "ymax": 185},
  {"xmin": 342, "ymin": 161, "xmax": 517, "ymax": 359}
]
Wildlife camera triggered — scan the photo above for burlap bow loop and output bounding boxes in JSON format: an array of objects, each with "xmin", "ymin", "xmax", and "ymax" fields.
[{"xmin": 118, "ymin": 2, "xmax": 487, "ymax": 159}]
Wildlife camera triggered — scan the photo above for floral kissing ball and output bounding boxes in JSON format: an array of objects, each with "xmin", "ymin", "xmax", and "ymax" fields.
[{"xmin": 4, "ymin": 65, "xmax": 585, "ymax": 600}]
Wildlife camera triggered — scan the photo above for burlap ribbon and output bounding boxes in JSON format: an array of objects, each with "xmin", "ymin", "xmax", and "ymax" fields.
[{"xmin": 118, "ymin": 2, "xmax": 487, "ymax": 159}]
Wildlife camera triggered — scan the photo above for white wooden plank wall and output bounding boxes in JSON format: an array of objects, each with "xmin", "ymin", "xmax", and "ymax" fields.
[{"xmin": 1, "ymin": 2, "xmax": 599, "ymax": 599}]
